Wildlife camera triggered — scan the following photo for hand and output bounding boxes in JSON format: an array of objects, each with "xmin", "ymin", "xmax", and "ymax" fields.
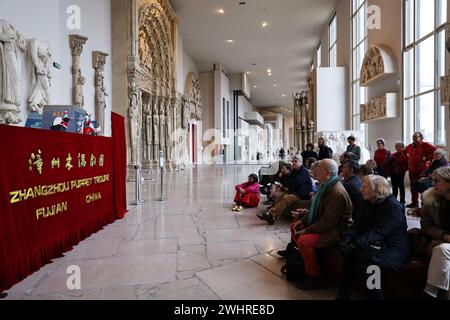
[
  {"xmin": 291, "ymin": 209, "xmax": 308, "ymax": 219},
  {"xmin": 240, "ymin": 188, "xmax": 246, "ymax": 194}
]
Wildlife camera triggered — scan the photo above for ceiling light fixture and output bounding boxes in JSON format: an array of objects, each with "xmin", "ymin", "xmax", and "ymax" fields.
[
  {"xmin": 217, "ymin": 9, "xmax": 225, "ymax": 15},
  {"xmin": 273, "ymin": 84, "xmax": 278, "ymax": 87},
  {"xmin": 262, "ymin": 21, "xmax": 269, "ymax": 28},
  {"xmin": 227, "ymin": 39, "xmax": 234, "ymax": 43}
]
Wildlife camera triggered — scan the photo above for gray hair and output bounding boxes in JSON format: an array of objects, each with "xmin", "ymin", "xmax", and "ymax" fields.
[
  {"xmin": 362, "ymin": 175, "xmax": 391, "ymax": 199},
  {"xmin": 322, "ymin": 159, "xmax": 339, "ymax": 176},
  {"xmin": 434, "ymin": 149, "xmax": 447, "ymax": 158},
  {"xmin": 292, "ymin": 154, "xmax": 303, "ymax": 163},
  {"xmin": 433, "ymin": 167, "xmax": 450, "ymax": 184},
  {"xmin": 395, "ymin": 141, "xmax": 405, "ymax": 149}
]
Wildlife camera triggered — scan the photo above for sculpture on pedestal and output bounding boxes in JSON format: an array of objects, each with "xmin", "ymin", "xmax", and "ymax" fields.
[
  {"xmin": 128, "ymin": 78, "xmax": 142, "ymax": 165},
  {"xmin": 69, "ymin": 34, "xmax": 88, "ymax": 108},
  {"xmin": 0, "ymin": 20, "xmax": 27, "ymax": 124},
  {"xmin": 92, "ymin": 51, "xmax": 109, "ymax": 135},
  {"xmin": 293, "ymin": 91, "xmax": 314, "ymax": 152},
  {"xmin": 28, "ymin": 38, "xmax": 52, "ymax": 114}
]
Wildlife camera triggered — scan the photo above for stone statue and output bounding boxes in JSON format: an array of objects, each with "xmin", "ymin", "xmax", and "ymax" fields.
[
  {"xmin": 93, "ymin": 51, "xmax": 108, "ymax": 135},
  {"xmin": 128, "ymin": 79, "xmax": 141, "ymax": 165},
  {"xmin": 159, "ymin": 110, "xmax": 166, "ymax": 152},
  {"xmin": 0, "ymin": 20, "xmax": 27, "ymax": 120},
  {"xmin": 153, "ymin": 100, "xmax": 160, "ymax": 156},
  {"xmin": 145, "ymin": 110, "xmax": 153, "ymax": 160},
  {"xmin": 69, "ymin": 34, "xmax": 88, "ymax": 108},
  {"xmin": 28, "ymin": 39, "xmax": 52, "ymax": 114}
]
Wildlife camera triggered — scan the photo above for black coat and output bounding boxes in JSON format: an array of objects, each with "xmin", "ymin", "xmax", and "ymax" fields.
[
  {"xmin": 318, "ymin": 146, "xmax": 333, "ymax": 160},
  {"xmin": 301, "ymin": 151, "xmax": 318, "ymax": 165},
  {"xmin": 342, "ymin": 175, "xmax": 364, "ymax": 224},
  {"xmin": 285, "ymin": 166, "xmax": 313, "ymax": 200},
  {"xmin": 343, "ymin": 195, "xmax": 410, "ymax": 271}
]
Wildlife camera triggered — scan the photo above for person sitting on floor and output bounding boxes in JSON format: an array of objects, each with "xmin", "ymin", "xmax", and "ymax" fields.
[
  {"xmin": 265, "ymin": 162, "xmax": 292, "ymax": 206},
  {"xmin": 421, "ymin": 167, "xmax": 450, "ymax": 300},
  {"xmin": 232, "ymin": 174, "xmax": 260, "ymax": 212},
  {"xmin": 337, "ymin": 175, "xmax": 410, "ymax": 300},
  {"xmin": 341, "ymin": 160, "xmax": 364, "ymax": 224},
  {"xmin": 286, "ymin": 159, "xmax": 353, "ymax": 290},
  {"xmin": 257, "ymin": 154, "xmax": 312, "ymax": 225},
  {"xmin": 412, "ymin": 149, "xmax": 449, "ymax": 195}
]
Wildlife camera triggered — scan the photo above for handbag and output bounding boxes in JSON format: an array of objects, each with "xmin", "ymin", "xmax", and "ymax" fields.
[{"xmin": 281, "ymin": 242, "xmax": 306, "ymax": 282}]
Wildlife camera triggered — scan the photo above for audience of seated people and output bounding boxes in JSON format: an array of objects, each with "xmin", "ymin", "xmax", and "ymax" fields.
[
  {"xmin": 318, "ymin": 138, "xmax": 333, "ymax": 160},
  {"xmin": 305, "ymin": 157, "xmax": 318, "ymax": 170},
  {"xmin": 340, "ymin": 160, "xmax": 364, "ymax": 224},
  {"xmin": 337, "ymin": 175, "xmax": 410, "ymax": 300},
  {"xmin": 406, "ymin": 132, "xmax": 437, "ymax": 209},
  {"xmin": 283, "ymin": 159, "xmax": 353, "ymax": 290},
  {"xmin": 411, "ymin": 149, "xmax": 448, "ymax": 196},
  {"xmin": 232, "ymin": 174, "xmax": 260, "ymax": 212},
  {"xmin": 421, "ymin": 167, "xmax": 450, "ymax": 300},
  {"xmin": 257, "ymin": 154, "xmax": 313, "ymax": 225},
  {"xmin": 301, "ymin": 143, "xmax": 318, "ymax": 166},
  {"xmin": 374, "ymin": 138, "xmax": 391, "ymax": 178}
]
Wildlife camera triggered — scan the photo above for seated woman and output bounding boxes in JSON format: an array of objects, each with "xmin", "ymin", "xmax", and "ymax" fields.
[
  {"xmin": 412, "ymin": 149, "xmax": 448, "ymax": 194},
  {"xmin": 421, "ymin": 167, "xmax": 450, "ymax": 300},
  {"xmin": 266, "ymin": 163, "xmax": 291, "ymax": 206},
  {"xmin": 337, "ymin": 175, "xmax": 410, "ymax": 300},
  {"xmin": 233, "ymin": 174, "xmax": 261, "ymax": 212}
]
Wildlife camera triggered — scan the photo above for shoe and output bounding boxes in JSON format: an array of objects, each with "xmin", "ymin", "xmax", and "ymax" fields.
[
  {"xmin": 406, "ymin": 203, "xmax": 419, "ymax": 209},
  {"xmin": 236, "ymin": 206, "xmax": 243, "ymax": 212},
  {"xmin": 263, "ymin": 200, "xmax": 273, "ymax": 206},
  {"xmin": 297, "ymin": 276, "xmax": 325, "ymax": 291},
  {"xmin": 232, "ymin": 205, "xmax": 239, "ymax": 212},
  {"xmin": 256, "ymin": 212, "xmax": 275, "ymax": 225},
  {"xmin": 277, "ymin": 250, "xmax": 287, "ymax": 257},
  {"xmin": 0, "ymin": 292, "xmax": 7, "ymax": 299}
]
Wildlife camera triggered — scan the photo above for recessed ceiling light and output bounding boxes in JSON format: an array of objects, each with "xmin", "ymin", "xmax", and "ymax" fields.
[
  {"xmin": 217, "ymin": 9, "xmax": 225, "ymax": 15},
  {"xmin": 267, "ymin": 68, "xmax": 272, "ymax": 73},
  {"xmin": 253, "ymin": 85, "xmax": 258, "ymax": 88},
  {"xmin": 273, "ymin": 84, "xmax": 278, "ymax": 87},
  {"xmin": 227, "ymin": 39, "xmax": 234, "ymax": 43},
  {"xmin": 282, "ymin": 94, "xmax": 286, "ymax": 97},
  {"xmin": 262, "ymin": 21, "xmax": 269, "ymax": 28}
]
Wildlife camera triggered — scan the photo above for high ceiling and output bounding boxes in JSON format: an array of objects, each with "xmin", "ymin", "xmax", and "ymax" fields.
[{"xmin": 171, "ymin": 0, "xmax": 339, "ymax": 110}]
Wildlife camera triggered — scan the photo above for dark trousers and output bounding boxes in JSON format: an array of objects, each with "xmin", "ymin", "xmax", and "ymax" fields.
[
  {"xmin": 338, "ymin": 255, "xmax": 385, "ymax": 300},
  {"xmin": 391, "ymin": 173, "xmax": 406, "ymax": 204}
]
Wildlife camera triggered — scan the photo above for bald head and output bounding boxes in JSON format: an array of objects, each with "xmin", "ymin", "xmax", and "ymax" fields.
[{"xmin": 317, "ymin": 159, "xmax": 339, "ymax": 183}]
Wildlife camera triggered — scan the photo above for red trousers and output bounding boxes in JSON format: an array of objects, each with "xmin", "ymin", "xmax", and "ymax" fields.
[
  {"xmin": 409, "ymin": 171, "xmax": 421, "ymax": 205},
  {"xmin": 290, "ymin": 222, "xmax": 321, "ymax": 277},
  {"xmin": 234, "ymin": 192, "xmax": 260, "ymax": 208}
]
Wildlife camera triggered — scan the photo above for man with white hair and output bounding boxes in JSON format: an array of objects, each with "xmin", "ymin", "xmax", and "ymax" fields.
[
  {"xmin": 257, "ymin": 154, "xmax": 313, "ymax": 225},
  {"xmin": 290, "ymin": 159, "xmax": 353, "ymax": 290}
]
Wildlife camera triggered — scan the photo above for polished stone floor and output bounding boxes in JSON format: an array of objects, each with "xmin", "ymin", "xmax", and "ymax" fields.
[{"xmin": 4, "ymin": 165, "xmax": 416, "ymax": 300}]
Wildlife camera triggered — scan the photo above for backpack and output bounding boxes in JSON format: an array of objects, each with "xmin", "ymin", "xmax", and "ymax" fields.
[{"xmin": 281, "ymin": 242, "xmax": 306, "ymax": 282}]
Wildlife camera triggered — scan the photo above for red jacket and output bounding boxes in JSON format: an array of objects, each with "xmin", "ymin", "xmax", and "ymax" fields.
[
  {"xmin": 389, "ymin": 150, "xmax": 409, "ymax": 175},
  {"xmin": 406, "ymin": 142, "xmax": 437, "ymax": 173},
  {"xmin": 374, "ymin": 148, "xmax": 391, "ymax": 169},
  {"xmin": 235, "ymin": 182, "xmax": 260, "ymax": 196}
]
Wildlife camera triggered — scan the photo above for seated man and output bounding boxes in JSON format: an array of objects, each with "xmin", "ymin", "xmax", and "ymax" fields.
[
  {"xmin": 341, "ymin": 160, "xmax": 364, "ymax": 224},
  {"xmin": 289, "ymin": 159, "xmax": 353, "ymax": 290},
  {"xmin": 265, "ymin": 162, "xmax": 291, "ymax": 206},
  {"xmin": 421, "ymin": 167, "xmax": 450, "ymax": 300},
  {"xmin": 257, "ymin": 154, "xmax": 312, "ymax": 225},
  {"xmin": 412, "ymin": 149, "xmax": 448, "ymax": 195}
]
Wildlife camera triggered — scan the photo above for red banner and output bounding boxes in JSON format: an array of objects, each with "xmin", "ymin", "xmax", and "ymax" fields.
[{"xmin": 0, "ymin": 124, "xmax": 121, "ymax": 291}]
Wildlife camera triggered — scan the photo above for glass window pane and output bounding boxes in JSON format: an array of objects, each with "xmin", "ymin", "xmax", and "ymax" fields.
[
  {"xmin": 437, "ymin": 30, "xmax": 446, "ymax": 81},
  {"xmin": 415, "ymin": 93, "xmax": 435, "ymax": 142},
  {"xmin": 437, "ymin": 96, "xmax": 446, "ymax": 145},
  {"xmin": 404, "ymin": 49, "xmax": 414, "ymax": 98},
  {"xmin": 405, "ymin": 0, "xmax": 414, "ymax": 46},
  {"xmin": 416, "ymin": 0, "xmax": 435, "ymax": 39},
  {"xmin": 404, "ymin": 98, "xmax": 414, "ymax": 143},
  {"xmin": 330, "ymin": 46, "xmax": 337, "ymax": 67},
  {"xmin": 437, "ymin": 0, "xmax": 447, "ymax": 27},
  {"xmin": 416, "ymin": 36, "xmax": 435, "ymax": 94}
]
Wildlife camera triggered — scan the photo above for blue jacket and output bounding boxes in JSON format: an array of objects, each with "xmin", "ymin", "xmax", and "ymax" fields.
[
  {"xmin": 342, "ymin": 175, "xmax": 364, "ymax": 224},
  {"xmin": 343, "ymin": 195, "xmax": 410, "ymax": 271},
  {"xmin": 285, "ymin": 165, "xmax": 313, "ymax": 200}
]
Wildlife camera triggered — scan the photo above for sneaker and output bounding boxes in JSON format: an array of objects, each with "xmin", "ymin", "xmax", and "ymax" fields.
[
  {"xmin": 232, "ymin": 205, "xmax": 239, "ymax": 212},
  {"xmin": 256, "ymin": 212, "xmax": 275, "ymax": 225},
  {"xmin": 236, "ymin": 206, "xmax": 243, "ymax": 212},
  {"xmin": 406, "ymin": 203, "xmax": 419, "ymax": 209},
  {"xmin": 0, "ymin": 292, "xmax": 7, "ymax": 299}
]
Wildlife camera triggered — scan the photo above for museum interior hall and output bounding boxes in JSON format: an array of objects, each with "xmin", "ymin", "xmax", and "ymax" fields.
[{"xmin": 0, "ymin": 0, "xmax": 450, "ymax": 302}]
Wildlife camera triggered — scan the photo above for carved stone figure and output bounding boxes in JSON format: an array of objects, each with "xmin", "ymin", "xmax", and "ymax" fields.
[
  {"xmin": 69, "ymin": 34, "xmax": 88, "ymax": 108},
  {"xmin": 145, "ymin": 110, "xmax": 153, "ymax": 160},
  {"xmin": 27, "ymin": 38, "xmax": 52, "ymax": 114},
  {"xmin": 153, "ymin": 100, "xmax": 160, "ymax": 157},
  {"xmin": 128, "ymin": 78, "xmax": 142, "ymax": 165},
  {"xmin": 93, "ymin": 51, "xmax": 109, "ymax": 135},
  {"xmin": 0, "ymin": 20, "xmax": 27, "ymax": 123}
]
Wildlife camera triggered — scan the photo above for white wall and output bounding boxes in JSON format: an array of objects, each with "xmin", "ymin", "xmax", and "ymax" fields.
[{"xmin": 1, "ymin": 0, "xmax": 113, "ymax": 136}]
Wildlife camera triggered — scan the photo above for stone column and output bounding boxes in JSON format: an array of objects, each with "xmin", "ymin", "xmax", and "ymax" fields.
[
  {"xmin": 92, "ymin": 51, "xmax": 109, "ymax": 135},
  {"xmin": 69, "ymin": 34, "xmax": 88, "ymax": 108}
]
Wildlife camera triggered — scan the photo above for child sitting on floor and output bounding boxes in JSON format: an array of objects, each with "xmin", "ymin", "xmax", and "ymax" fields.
[{"xmin": 233, "ymin": 174, "xmax": 261, "ymax": 212}]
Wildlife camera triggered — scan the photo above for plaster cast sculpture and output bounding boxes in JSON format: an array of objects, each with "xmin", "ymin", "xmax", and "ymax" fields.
[
  {"xmin": 28, "ymin": 38, "xmax": 52, "ymax": 114},
  {"xmin": 93, "ymin": 51, "xmax": 109, "ymax": 135},
  {"xmin": 316, "ymin": 131, "xmax": 370, "ymax": 164},
  {"xmin": 360, "ymin": 45, "xmax": 397, "ymax": 86},
  {"xmin": 128, "ymin": 78, "xmax": 142, "ymax": 165},
  {"xmin": 69, "ymin": 34, "xmax": 88, "ymax": 108},
  {"xmin": 0, "ymin": 20, "xmax": 27, "ymax": 124},
  {"xmin": 293, "ymin": 91, "xmax": 314, "ymax": 152},
  {"xmin": 360, "ymin": 93, "xmax": 398, "ymax": 123}
]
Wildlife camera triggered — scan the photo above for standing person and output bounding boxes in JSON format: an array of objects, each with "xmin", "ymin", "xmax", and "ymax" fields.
[
  {"xmin": 421, "ymin": 167, "xmax": 450, "ymax": 300},
  {"xmin": 279, "ymin": 148, "xmax": 286, "ymax": 160},
  {"xmin": 387, "ymin": 142, "xmax": 409, "ymax": 207},
  {"xmin": 374, "ymin": 138, "xmax": 391, "ymax": 178},
  {"xmin": 346, "ymin": 136, "xmax": 362, "ymax": 162},
  {"xmin": 318, "ymin": 138, "xmax": 333, "ymax": 160},
  {"xmin": 301, "ymin": 143, "xmax": 318, "ymax": 166},
  {"xmin": 233, "ymin": 174, "xmax": 260, "ymax": 212},
  {"xmin": 341, "ymin": 160, "xmax": 364, "ymax": 224},
  {"xmin": 405, "ymin": 132, "xmax": 437, "ymax": 208}
]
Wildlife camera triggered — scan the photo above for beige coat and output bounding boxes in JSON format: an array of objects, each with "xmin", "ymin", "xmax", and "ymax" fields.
[{"xmin": 421, "ymin": 189, "xmax": 449, "ymax": 243}]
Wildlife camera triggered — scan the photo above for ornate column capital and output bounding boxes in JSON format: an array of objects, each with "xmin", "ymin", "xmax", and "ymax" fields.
[
  {"xmin": 92, "ymin": 51, "xmax": 109, "ymax": 70},
  {"xmin": 69, "ymin": 34, "xmax": 88, "ymax": 56}
]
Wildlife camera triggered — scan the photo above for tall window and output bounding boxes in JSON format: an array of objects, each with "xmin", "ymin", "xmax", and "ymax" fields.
[
  {"xmin": 351, "ymin": 0, "xmax": 368, "ymax": 133},
  {"xmin": 317, "ymin": 43, "xmax": 322, "ymax": 68},
  {"xmin": 403, "ymin": 0, "xmax": 447, "ymax": 145},
  {"xmin": 329, "ymin": 14, "xmax": 337, "ymax": 67}
]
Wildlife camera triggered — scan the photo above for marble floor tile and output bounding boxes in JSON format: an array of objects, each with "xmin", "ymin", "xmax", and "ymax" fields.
[
  {"xmin": 207, "ymin": 241, "xmax": 258, "ymax": 261},
  {"xmin": 118, "ymin": 239, "xmax": 177, "ymax": 256},
  {"xmin": 156, "ymin": 215, "xmax": 199, "ymax": 239}
]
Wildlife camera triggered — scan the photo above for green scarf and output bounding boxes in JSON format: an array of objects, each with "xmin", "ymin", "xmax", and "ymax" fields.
[{"xmin": 307, "ymin": 174, "xmax": 339, "ymax": 227}]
